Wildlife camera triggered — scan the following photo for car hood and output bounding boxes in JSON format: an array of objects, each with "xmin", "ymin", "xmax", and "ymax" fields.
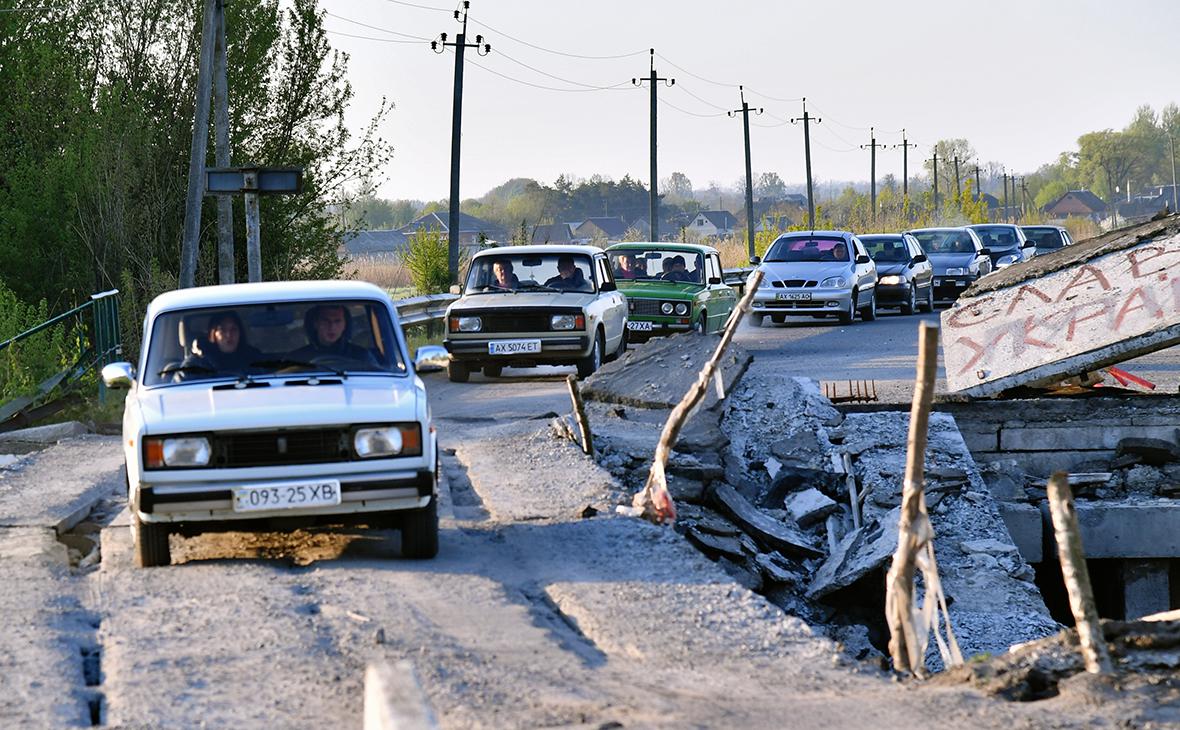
[
  {"xmin": 874, "ymin": 263, "xmax": 909, "ymax": 276},
  {"xmin": 136, "ymin": 376, "xmax": 420, "ymax": 434},
  {"xmin": 615, "ymin": 280, "xmax": 702, "ymax": 299},
  {"xmin": 758, "ymin": 261, "xmax": 855, "ymax": 282},
  {"xmin": 449, "ymin": 291, "xmax": 597, "ymax": 311},
  {"xmin": 927, "ymin": 252, "xmax": 977, "ymax": 274}
]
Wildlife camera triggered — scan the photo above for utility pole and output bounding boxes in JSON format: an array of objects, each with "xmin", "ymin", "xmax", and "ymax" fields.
[
  {"xmin": 432, "ymin": 2, "xmax": 491, "ymax": 283},
  {"xmin": 1170, "ymin": 134, "xmax": 1179, "ymax": 214},
  {"xmin": 1020, "ymin": 177, "xmax": 1029, "ymax": 219},
  {"xmin": 1002, "ymin": 172, "xmax": 1010, "ymax": 223},
  {"xmin": 973, "ymin": 165, "xmax": 981, "ymax": 201},
  {"xmin": 930, "ymin": 149, "xmax": 939, "ymax": 211},
  {"xmin": 791, "ymin": 98, "xmax": 821, "ymax": 229},
  {"xmin": 729, "ymin": 86, "xmax": 762, "ymax": 261},
  {"xmin": 891, "ymin": 129, "xmax": 918, "ymax": 201},
  {"xmin": 860, "ymin": 127, "xmax": 880, "ymax": 221},
  {"xmin": 179, "ymin": 0, "xmax": 217, "ymax": 289},
  {"xmin": 632, "ymin": 50, "xmax": 673, "ymax": 242},
  {"xmin": 212, "ymin": 0, "xmax": 235, "ymax": 284},
  {"xmin": 953, "ymin": 156, "xmax": 962, "ymax": 203}
]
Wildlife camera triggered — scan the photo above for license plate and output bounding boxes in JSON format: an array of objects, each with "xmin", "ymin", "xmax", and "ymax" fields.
[
  {"xmin": 776, "ymin": 292, "xmax": 811, "ymax": 301},
  {"xmin": 489, "ymin": 339, "xmax": 541, "ymax": 355},
  {"xmin": 934, "ymin": 278, "xmax": 943, "ymax": 286},
  {"xmin": 233, "ymin": 480, "xmax": 341, "ymax": 513},
  {"xmin": 627, "ymin": 320, "xmax": 654, "ymax": 331}
]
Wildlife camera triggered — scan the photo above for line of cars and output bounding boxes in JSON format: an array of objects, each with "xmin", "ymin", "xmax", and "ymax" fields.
[{"xmin": 747, "ymin": 223, "xmax": 1072, "ymax": 325}]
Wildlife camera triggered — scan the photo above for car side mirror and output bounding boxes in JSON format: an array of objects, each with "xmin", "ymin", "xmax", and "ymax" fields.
[
  {"xmin": 448, "ymin": 284, "xmax": 462, "ymax": 295},
  {"xmin": 978, "ymin": 247, "xmax": 992, "ymax": 256},
  {"xmin": 413, "ymin": 345, "xmax": 448, "ymax": 373},
  {"xmin": 749, "ymin": 256, "xmax": 761, "ymax": 265},
  {"xmin": 911, "ymin": 253, "xmax": 927, "ymax": 264},
  {"xmin": 855, "ymin": 254, "xmax": 871, "ymax": 264},
  {"xmin": 101, "ymin": 362, "xmax": 136, "ymax": 389},
  {"xmin": 599, "ymin": 281, "xmax": 617, "ymax": 292},
  {"xmin": 708, "ymin": 276, "xmax": 722, "ymax": 285},
  {"xmin": 1021, "ymin": 242, "xmax": 1036, "ymax": 250}
]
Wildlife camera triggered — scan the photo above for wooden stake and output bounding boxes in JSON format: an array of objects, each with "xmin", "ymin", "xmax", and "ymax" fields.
[
  {"xmin": 842, "ymin": 452, "xmax": 861, "ymax": 529},
  {"xmin": 886, "ymin": 321, "xmax": 940, "ymax": 675},
  {"xmin": 631, "ymin": 271, "xmax": 763, "ymax": 524},
  {"xmin": 1047, "ymin": 471, "xmax": 1113, "ymax": 674},
  {"xmin": 566, "ymin": 375, "xmax": 593, "ymax": 456}
]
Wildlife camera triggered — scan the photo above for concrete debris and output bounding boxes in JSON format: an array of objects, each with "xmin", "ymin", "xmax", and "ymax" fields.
[
  {"xmin": 686, "ymin": 527, "xmax": 746, "ymax": 562},
  {"xmin": 785, "ymin": 488, "xmax": 839, "ymax": 528},
  {"xmin": 0, "ymin": 420, "xmax": 89, "ymax": 446},
  {"xmin": 1116, "ymin": 437, "xmax": 1180, "ymax": 466},
  {"xmin": 807, "ymin": 510, "xmax": 899, "ymax": 600},
  {"xmin": 711, "ymin": 483, "xmax": 822, "ymax": 559}
]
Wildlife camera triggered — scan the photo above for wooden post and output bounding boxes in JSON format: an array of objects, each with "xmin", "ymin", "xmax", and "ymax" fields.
[
  {"xmin": 842, "ymin": 452, "xmax": 861, "ymax": 529},
  {"xmin": 886, "ymin": 321, "xmax": 940, "ymax": 675},
  {"xmin": 630, "ymin": 271, "xmax": 764, "ymax": 524},
  {"xmin": 566, "ymin": 375, "xmax": 593, "ymax": 456},
  {"xmin": 1047, "ymin": 471, "xmax": 1113, "ymax": 674}
]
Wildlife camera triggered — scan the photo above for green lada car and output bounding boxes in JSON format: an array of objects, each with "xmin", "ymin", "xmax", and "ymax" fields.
[{"xmin": 605, "ymin": 242, "xmax": 737, "ymax": 338}]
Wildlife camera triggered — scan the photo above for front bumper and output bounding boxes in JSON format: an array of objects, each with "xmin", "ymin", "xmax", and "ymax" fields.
[
  {"xmin": 444, "ymin": 334, "xmax": 591, "ymax": 363},
  {"xmin": 626, "ymin": 315, "xmax": 693, "ymax": 336},
  {"xmin": 875, "ymin": 283, "xmax": 911, "ymax": 304},
  {"xmin": 750, "ymin": 287, "xmax": 852, "ymax": 314},
  {"xmin": 932, "ymin": 276, "xmax": 976, "ymax": 301}
]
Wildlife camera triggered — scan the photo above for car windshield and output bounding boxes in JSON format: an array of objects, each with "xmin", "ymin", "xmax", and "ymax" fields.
[
  {"xmin": 143, "ymin": 299, "xmax": 405, "ymax": 387},
  {"xmin": 860, "ymin": 236, "xmax": 910, "ymax": 263},
  {"xmin": 971, "ymin": 226, "xmax": 1021, "ymax": 251},
  {"xmin": 912, "ymin": 230, "xmax": 976, "ymax": 254},
  {"xmin": 765, "ymin": 237, "xmax": 849, "ymax": 263},
  {"xmin": 1023, "ymin": 227, "xmax": 1063, "ymax": 250},
  {"xmin": 464, "ymin": 252, "xmax": 596, "ymax": 294},
  {"xmin": 607, "ymin": 249, "xmax": 704, "ymax": 283}
]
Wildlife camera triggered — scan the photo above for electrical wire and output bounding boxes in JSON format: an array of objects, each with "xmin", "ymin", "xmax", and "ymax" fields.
[
  {"xmin": 463, "ymin": 52, "xmax": 636, "ymax": 93},
  {"xmin": 380, "ymin": 0, "xmax": 452, "ymax": 13},
  {"xmin": 657, "ymin": 96, "xmax": 727, "ymax": 118},
  {"xmin": 745, "ymin": 88, "xmax": 803, "ymax": 104},
  {"xmin": 652, "ymin": 51, "xmax": 739, "ymax": 88},
  {"xmin": 324, "ymin": 11, "xmax": 432, "ymax": 41},
  {"xmin": 494, "ymin": 48, "xmax": 634, "ymax": 91},
  {"xmin": 471, "ymin": 18, "xmax": 646, "ymax": 60},
  {"xmin": 325, "ymin": 29, "xmax": 429, "ymax": 45},
  {"xmin": 674, "ymin": 83, "xmax": 729, "ymax": 112}
]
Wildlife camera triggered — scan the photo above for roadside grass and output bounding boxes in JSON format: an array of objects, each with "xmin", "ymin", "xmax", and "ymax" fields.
[{"xmin": 349, "ymin": 253, "xmax": 411, "ymax": 291}]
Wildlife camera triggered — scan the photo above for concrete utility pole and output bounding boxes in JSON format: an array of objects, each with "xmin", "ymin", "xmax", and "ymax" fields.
[
  {"xmin": 432, "ymin": 2, "xmax": 491, "ymax": 283},
  {"xmin": 930, "ymin": 150, "xmax": 939, "ymax": 210},
  {"xmin": 212, "ymin": 0, "xmax": 235, "ymax": 284},
  {"xmin": 892, "ymin": 129, "xmax": 918, "ymax": 201},
  {"xmin": 790, "ymin": 98, "xmax": 821, "ymax": 229},
  {"xmin": 729, "ymin": 86, "xmax": 762, "ymax": 261},
  {"xmin": 953, "ymin": 156, "xmax": 962, "ymax": 203},
  {"xmin": 632, "ymin": 50, "xmax": 673, "ymax": 242},
  {"xmin": 1020, "ymin": 177, "xmax": 1028, "ymax": 219},
  {"xmin": 179, "ymin": 0, "xmax": 217, "ymax": 289},
  {"xmin": 1003, "ymin": 172, "xmax": 1010, "ymax": 223},
  {"xmin": 973, "ymin": 165, "xmax": 981, "ymax": 201},
  {"xmin": 1170, "ymin": 134, "xmax": 1179, "ymax": 214},
  {"xmin": 860, "ymin": 127, "xmax": 880, "ymax": 220}
]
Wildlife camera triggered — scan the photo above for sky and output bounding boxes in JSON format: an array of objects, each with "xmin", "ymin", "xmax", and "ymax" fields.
[{"xmin": 322, "ymin": 0, "xmax": 1180, "ymax": 203}]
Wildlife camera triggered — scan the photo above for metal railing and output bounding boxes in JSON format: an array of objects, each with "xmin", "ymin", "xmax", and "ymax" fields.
[{"xmin": 0, "ymin": 289, "xmax": 121, "ymax": 424}]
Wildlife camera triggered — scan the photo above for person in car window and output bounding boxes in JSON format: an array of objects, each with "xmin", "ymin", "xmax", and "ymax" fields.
[
  {"xmin": 186, "ymin": 311, "xmax": 261, "ymax": 375},
  {"xmin": 492, "ymin": 260, "xmax": 519, "ymax": 290},
  {"xmin": 664, "ymin": 256, "xmax": 695, "ymax": 282},
  {"xmin": 614, "ymin": 253, "xmax": 644, "ymax": 279},
  {"xmin": 294, "ymin": 304, "xmax": 378, "ymax": 366},
  {"xmin": 544, "ymin": 255, "xmax": 587, "ymax": 291},
  {"xmin": 831, "ymin": 242, "xmax": 849, "ymax": 261}
]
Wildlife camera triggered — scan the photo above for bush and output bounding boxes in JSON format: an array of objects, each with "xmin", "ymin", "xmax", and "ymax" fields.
[
  {"xmin": 399, "ymin": 227, "xmax": 454, "ymax": 295},
  {"xmin": 0, "ymin": 280, "xmax": 77, "ymax": 406}
]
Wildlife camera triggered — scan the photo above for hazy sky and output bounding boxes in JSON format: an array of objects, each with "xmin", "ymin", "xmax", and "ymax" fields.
[{"xmin": 324, "ymin": 0, "xmax": 1180, "ymax": 202}]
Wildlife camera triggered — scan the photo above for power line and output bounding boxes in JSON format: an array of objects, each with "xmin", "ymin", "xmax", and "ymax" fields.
[
  {"xmin": 471, "ymin": 17, "xmax": 646, "ymax": 60},
  {"xmin": 325, "ymin": 29, "xmax": 429, "ymax": 45},
  {"xmin": 495, "ymin": 48, "xmax": 636, "ymax": 90},
  {"xmin": 674, "ymin": 83, "xmax": 729, "ymax": 112},
  {"xmin": 324, "ymin": 11, "xmax": 433, "ymax": 40},
  {"xmin": 464, "ymin": 51, "xmax": 633, "ymax": 93},
  {"xmin": 653, "ymin": 51, "xmax": 739, "ymax": 88},
  {"xmin": 745, "ymin": 88, "xmax": 803, "ymax": 103},
  {"xmin": 381, "ymin": 0, "xmax": 452, "ymax": 13},
  {"xmin": 657, "ymin": 96, "xmax": 727, "ymax": 118}
]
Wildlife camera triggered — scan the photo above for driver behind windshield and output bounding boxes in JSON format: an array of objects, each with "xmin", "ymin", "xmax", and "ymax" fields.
[
  {"xmin": 543, "ymin": 255, "xmax": 587, "ymax": 291},
  {"xmin": 184, "ymin": 311, "xmax": 261, "ymax": 375},
  {"xmin": 293, "ymin": 304, "xmax": 378, "ymax": 366}
]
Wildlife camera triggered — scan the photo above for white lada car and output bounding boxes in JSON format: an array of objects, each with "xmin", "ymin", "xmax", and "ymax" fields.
[{"xmin": 102, "ymin": 281, "xmax": 446, "ymax": 567}]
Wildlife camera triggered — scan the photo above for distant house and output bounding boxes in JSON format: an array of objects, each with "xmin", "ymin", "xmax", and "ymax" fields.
[
  {"xmin": 754, "ymin": 215, "xmax": 793, "ymax": 234},
  {"xmin": 782, "ymin": 193, "xmax": 809, "ymax": 207},
  {"xmin": 627, "ymin": 217, "xmax": 650, "ymax": 239},
  {"xmin": 530, "ymin": 223, "xmax": 575, "ymax": 244},
  {"xmin": 688, "ymin": 210, "xmax": 738, "ymax": 239},
  {"xmin": 572, "ymin": 217, "xmax": 628, "ymax": 242},
  {"xmin": 1115, "ymin": 194, "xmax": 1169, "ymax": 225},
  {"xmin": 342, "ymin": 229, "xmax": 408, "ymax": 257},
  {"xmin": 1042, "ymin": 190, "xmax": 1107, "ymax": 221},
  {"xmin": 399, "ymin": 211, "xmax": 507, "ymax": 247}
]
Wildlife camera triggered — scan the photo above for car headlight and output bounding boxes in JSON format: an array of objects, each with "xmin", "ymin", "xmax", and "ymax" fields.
[
  {"xmin": 145, "ymin": 436, "xmax": 210, "ymax": 468},
  {"xmin": 550, "ymin": 314, "xmax": 584, "ymax": 331},
  {"xmin": 819, "ymin": 276, "xmax": 848, "ymax": 288},
  {"xmin": 660, "ymin": 302, "xmax": 674, "ymax": 315},
  {"xmin": 752, "ymin": 271, "xmax": 770, "ymax": 288},
  {"xmin": 944, "ymin": 268, "xmax": 966, "ymax": 276},
  {"xmin": 354, "ymin": 424, "xmax": 423, "ymax": 458},
  {"xmin": 674, "ymin": 303, "xmax": 688, "ymax": 316},
  {"xmin": 450, "ymin": 316, "xmax": 482, "ymax": 333},
  {"xmin": 878, "ymin": 275, "xmax": 902, "ymax": 286}
]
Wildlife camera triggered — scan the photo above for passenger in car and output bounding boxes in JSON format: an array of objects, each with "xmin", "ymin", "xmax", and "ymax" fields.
[
  {"xmin": 492, "ymin": 260, "xmax": 519, "ymax": 290},
  {"xmin": 543, "ymin": 255, "xmax": 587, "ymax": 291},
  {"xmin": 663, "ymin": 256, "xmax": 696, "ymax": 283},
  {"xmin": 830, "ymin": 242, "xmax": 849, "ymax": 261},
  {"xmin": 294, "ymin": 304, "xmax": 378, "ymax": 366},
  {"xmin": 614, "ymin": 253, "xmax": 645, "ymax": 279}
]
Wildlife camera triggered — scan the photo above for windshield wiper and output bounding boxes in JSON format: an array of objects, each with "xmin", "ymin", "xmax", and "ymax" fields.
[
  {"xmin": 247, "ymin": 358, "xmax": 347, "ymax": 378},
  {"xmin": 477, "ymin": 284, "xmax": 514, "ymax": 293},
  {"xmin": 518, "ymin": 282, "xmax": 561, "ymax": 293},
  {"xmin": 158, "ymin": 364, "xmax": 216, "ymax": 377}
]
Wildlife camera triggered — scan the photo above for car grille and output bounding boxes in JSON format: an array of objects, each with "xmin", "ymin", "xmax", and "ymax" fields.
[
  {"xmin": 211, "ymin": 428, "xmax": 352, "ymax": 468},
  {"xmin": 771, "ymin": 279, "xmax": 817, "ymax": 288},
  {"xmin": 630, "ymin": 299, "xmax": 665, "ymax": 315},
  {"xmin": 479, "ymin": 313, "xmax": 554, "ymax": 332}
]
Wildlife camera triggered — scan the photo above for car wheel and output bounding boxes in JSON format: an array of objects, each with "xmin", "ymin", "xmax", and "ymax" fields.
[
  {"xmin": 838, "ymin": 292, "xmax": 856, "ymax": 325},
  {"xmin": 901, "ymin": 284, "xmax": 917, "ymax": 315},
  {"xmin": 447, "ymin": 360, "xmax": 469, "ymax": 383},
  {"xmin": 921, "ymin": 284, "xmax": 935, "ymax": 312},
  {"xmin": 748, "ymin": 312, "xmax": 764, "ymax": 327},
  {"xmin": 482, "ymin": 364, "xmax": 502, "ymax": 378},
  {"xmin": 401, "ymin": 496, "xmax": 439, "ymax": 559},
  {"xmin": 860, "ymin": 289, "xmax": 878, "ymax": 321},
  {"xmin": 133, "ymin": 512, "xmax": 171, "ymax": 568},
  {"xmin": 695, "ymin": 312, "xmax": 707, "ymax": 334},
  {"xmin": 576, "ymin": 330, "xmax": 603, "ymax": 379},
  {"xmin": 607, "ymin": 327, "xmax": 628, "ymax": 362},
  {"xmin": 770, "ymin": 314, "xmax": 786, "ymax": 324}
]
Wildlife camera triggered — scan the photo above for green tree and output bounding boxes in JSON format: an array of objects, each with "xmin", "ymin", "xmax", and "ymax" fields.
[{"xmin": 755, "ymin": 171, "xmax": 786, "ymax": 199}]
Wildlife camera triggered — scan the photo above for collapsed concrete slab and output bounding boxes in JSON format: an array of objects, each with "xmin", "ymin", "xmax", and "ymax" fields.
[{"xmin": 942, "ymin": 215, "xmax": 1180, "ymax": 396}]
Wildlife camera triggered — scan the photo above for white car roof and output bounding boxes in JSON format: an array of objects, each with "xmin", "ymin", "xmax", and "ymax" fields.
[
  {"xmin": 146, "ymin": 280, "xmax": 391, "ymax": 319},
  {"xmin": 472, "ymin": 244, "xmax": 604, "ymax": 258}
]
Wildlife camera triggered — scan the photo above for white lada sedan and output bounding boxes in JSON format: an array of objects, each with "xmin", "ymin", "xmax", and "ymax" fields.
[{"xmin": 103, "ymin": 281, "xmax": 443, "ymax": 567}]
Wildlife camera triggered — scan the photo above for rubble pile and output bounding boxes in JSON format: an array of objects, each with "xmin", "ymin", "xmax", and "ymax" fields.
[{"xmin": 571, "ymin": 337, "xmax": 1061, "ymax": 667}]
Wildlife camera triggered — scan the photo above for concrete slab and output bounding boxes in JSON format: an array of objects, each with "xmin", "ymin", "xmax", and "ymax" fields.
[
  {"xmin": 0, "ymin": 436, "xmax": 123, "ymax": 531},
  {"xmin": 997, "ymin": 502, "xmax": 1043, "ymax": 563},
  {"xmin": 0, "ymin": 420, "xmax": 89, "ymax": 445},
  {"xmin": 942, "ymin": 216, "xmax": 1180, "ymax": 396},
  {"xmin": 1124, "ymin": 560, "xmax": 1171, "ymax": 619},
  {"xmin": 1042, "ymin": 500, "xmax": 1180, "ymax": 559}
]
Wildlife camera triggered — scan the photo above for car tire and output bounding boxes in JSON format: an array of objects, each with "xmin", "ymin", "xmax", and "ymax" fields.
[
  {"xmin": 447, "ymin": 360, "xmax": 469, "ymax": 383},
  {"xmin": 401, "ymin": 497, "xmax": 439, "ymax": 559},
  {"xmin": 860, "ymin": 289, "xmax": 878, "ymax": 321},
  {"xmin": 748, "ymin": 312, "xmax": 764, "ymax": 327},
  {"xmin": 576, "ymin": 330, "xmax": 603, "ymax": 379},
  {"xmin": 901, "ymin": 284, "xmax": 917, "ymax": 315},
  {"xmin": 133, "ymin": 513, "xmax": 171, "ymax": 568},
  {"xmin": 920, "ymin": 284, "xmax": 935, "ymax": 312},
  {"xmin": 614, "ymin": 328, "xmax": 628, "ymax": 359},
  {"xmin": 695, "ymin": 312, "xmax": 707, "ymax": 334},
  {"xmin": 482, "ymin": 364, "xmax": 502, "ymax": 378},
  {"xmin": 838, "ymin": 293, "xmax": 856, "ymax": 325}
]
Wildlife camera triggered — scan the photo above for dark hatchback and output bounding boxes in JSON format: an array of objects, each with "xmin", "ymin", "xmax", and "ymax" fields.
[
  {"xmin": 858, "ymin": 233, "xmax": 934, "ymax": 314},
  {"xmin": 1021, "ymin": 225, "xmax": 1074, "ymax": 255},
  {"xmin": 908, "ymin": 227, "xmax": 994, "ymax": 302},
  {"xmin": 968, "ymin": 224, "xmax": 1036, "ymax": 268}
]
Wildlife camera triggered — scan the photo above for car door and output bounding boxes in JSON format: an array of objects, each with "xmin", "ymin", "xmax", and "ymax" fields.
[
  {"xmin": 852, "ymin": 237, "xmax": 876, "ymax": 293},
  {"xmin": 704, "ymin": 253, "xmax": 735, "ymax": 332},
  {"xmin": 906, "ymin": 235, "xmax": 933, "ymax": 292},
  {"xmin": 968, "ymin": 230, "xmax": 993, "ymax": 276},
  {"xmin": 595, "ymin": 255, "xmax": 626, "ymax": 349}
]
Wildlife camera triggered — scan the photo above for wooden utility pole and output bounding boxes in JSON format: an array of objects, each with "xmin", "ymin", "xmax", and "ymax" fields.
[
  {"xmin": 179, "ymin": 0, "xmax": 218, "ymax": 289},
  {"xmin": 974, "ymin": 165, "xmax": 981, "ymax": 201},
  {"xmin": 892, "ymin": 129, "xmax": 918, "ymax": 201},
  {"xmin": 953, "ymin": 156, "xmax": 962, "ymax": 203},
  {"xmin": 930, "ymin": 150, "xmax": 939, "ymax": 210},
  {"xmin": 729, "ymin": 86, "xmax": 762, "ymax": 260},
  {"xmin": 212, "ymin": 0, "xmax": 234, "ymax": 284},
  {"xmin": 432, "ymin": 2, "xmax": 491, "ymax": 283},
  {"xmin": 860, "ymin": 127, "xmax": 880, "ymax": 220},
  {"xmin": 1170, "ymin": 134, "xmax": 1179, "ymax": 214},
  {"xmin": 1046, "ymin": 472, "xmax": 1113, "ymax": 674},
  {"xmin": 632, "ymin": 50, "xmax": 673, "ymax": 242},
  {"xmin": 1003, "ymin": 173, "xmax": 1010, "ymax": 223},
  {"xmin": 791, "ymin": 99, "xmax": 821, "ymax": 230}
]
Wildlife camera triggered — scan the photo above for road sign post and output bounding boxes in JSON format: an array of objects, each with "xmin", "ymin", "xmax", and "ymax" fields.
[{"xmin": 205, "ymin": 167, "xmax": 303, "ymax": 283}]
